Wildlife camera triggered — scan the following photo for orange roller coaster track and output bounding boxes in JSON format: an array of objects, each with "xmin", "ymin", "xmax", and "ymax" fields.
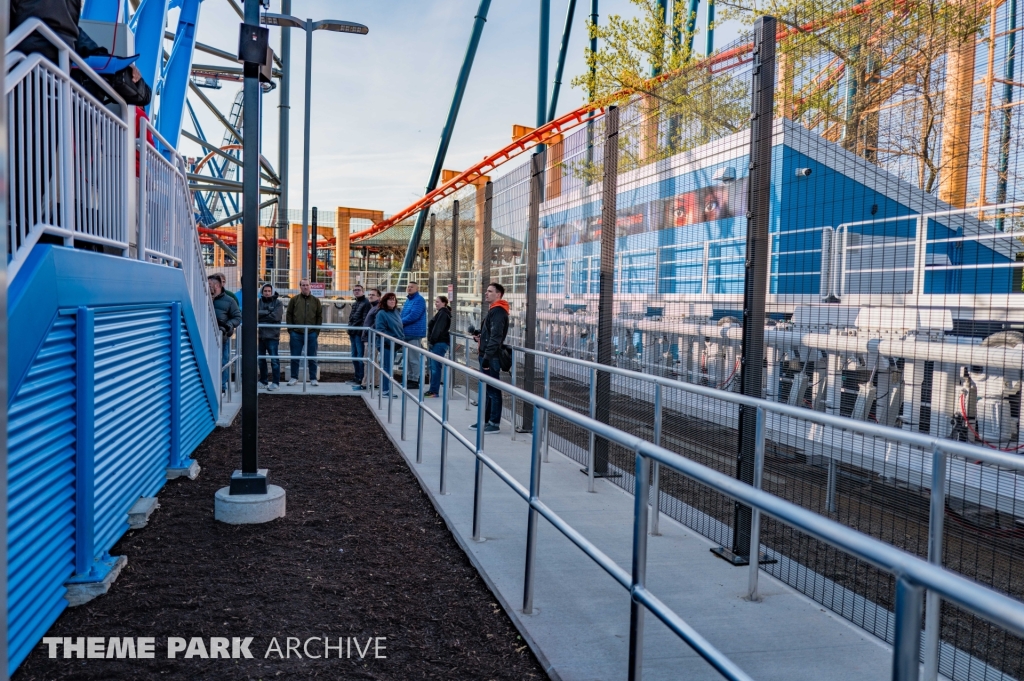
[{"xmin": 350, "ymin": 1, "xmax": 876, "ymax": 243}]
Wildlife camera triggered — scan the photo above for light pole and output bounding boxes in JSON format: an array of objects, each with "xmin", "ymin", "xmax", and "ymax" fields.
[{"xmin": 261, "ymin": 13, "xmax": 368, "ymax": 283}]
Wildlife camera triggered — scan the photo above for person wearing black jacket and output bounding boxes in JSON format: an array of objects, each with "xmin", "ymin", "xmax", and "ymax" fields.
[
  {"xmin": 348, "ymin": 284, "xmax": 372, "ymax": 386},
  {"xmin": 257, "ymin": 283, "xmax": 284, "ymax": 389},
  {"xmin": 471, "ymin": 283, "xmax": 510, "ymax": 432},
  {"xmin": 425, "ymin": 296, "xmax": 452, "ymax": 397}
]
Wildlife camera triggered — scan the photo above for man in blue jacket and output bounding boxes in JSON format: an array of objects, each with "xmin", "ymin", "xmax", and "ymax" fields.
[{"xmin": 401, "ymin": 280, "xmax": 427, "ymax": 348}]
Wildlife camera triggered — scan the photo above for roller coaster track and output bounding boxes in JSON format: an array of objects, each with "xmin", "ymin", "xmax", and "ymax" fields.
[{"xmin": 350, "ymin": 0, "xmax": 882, "ymax": 242}]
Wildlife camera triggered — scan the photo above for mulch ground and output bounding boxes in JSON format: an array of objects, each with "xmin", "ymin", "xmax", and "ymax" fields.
[{"xmin": 16, "ymin": 395, "xmax": 547, "ymax": 681}]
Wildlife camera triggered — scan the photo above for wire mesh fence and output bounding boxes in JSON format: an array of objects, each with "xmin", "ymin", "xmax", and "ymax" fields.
[{"xmin": 345, "ymin": 3, "xmax": 1024, "ymax": 678}]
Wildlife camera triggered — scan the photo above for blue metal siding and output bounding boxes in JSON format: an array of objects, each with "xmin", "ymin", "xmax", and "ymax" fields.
[
  {"xmin": 92, "ymin": 308, "xmax": 172, "ymax": 555},
  {"xmin": 7, "ymin": 316, "xmax": 77, "ymax": 672},
  {"xmin": 179, "ymin": 314, "xmax": 215, "ymax": 456}
]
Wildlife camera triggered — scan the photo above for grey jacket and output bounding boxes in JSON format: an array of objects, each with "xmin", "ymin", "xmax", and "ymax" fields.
[{"xmin": 257, "ymin": 294, "xmax": 284, "ymax": 339}]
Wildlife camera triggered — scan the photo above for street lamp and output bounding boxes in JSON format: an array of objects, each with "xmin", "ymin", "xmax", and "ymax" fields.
[{"xmin": 261, "ymin": 13, "xmax": 368, "ymax": 283}]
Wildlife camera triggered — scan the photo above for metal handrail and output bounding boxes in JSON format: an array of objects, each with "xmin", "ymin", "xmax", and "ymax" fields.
[{"xmin": 367, "ymin": 328, "xmax": 1024, "ymax": 681}]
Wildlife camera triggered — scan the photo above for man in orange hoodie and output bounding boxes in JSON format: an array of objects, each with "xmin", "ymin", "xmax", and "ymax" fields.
[{"xmin": 471, "ymin": 282, "xmax": 510, "ymax": 433}]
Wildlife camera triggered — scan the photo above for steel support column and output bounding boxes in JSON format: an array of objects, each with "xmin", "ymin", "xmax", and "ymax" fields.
[
  {"xmin": 481, "ymin": 182, "xmax": 493, "ymax": 315},
  {"xmin": 716, "ymin": 16, "xmax": 775, "ymax": 564},
  {"xmin": 232, "ymin": 0, "xmax": 268, "ymax": 494},
  {"xmin": 277, "ymin": 0, "xmax": 293, "ymax": 287},
  {"xmin": 400, "ymin": 0, "xmax": 492, "ymax": 278},
  {"xmin": 547, "ymin": 0, "xmax": 576, "ymax": 122},
  {"xmin": 451, "ymin": 201, "xmax": 460, "ymax": 332}
]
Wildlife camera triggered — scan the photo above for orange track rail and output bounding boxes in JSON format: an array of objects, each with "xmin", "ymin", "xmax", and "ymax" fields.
[{"xmin": 351, "ymin": 2, "xmax": 873, "ymax": 243}]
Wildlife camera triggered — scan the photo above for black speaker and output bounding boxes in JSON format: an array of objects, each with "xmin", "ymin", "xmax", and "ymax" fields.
[{"xmin": 238, "ymin": 23, "xmax": 269, "ymax": 64}]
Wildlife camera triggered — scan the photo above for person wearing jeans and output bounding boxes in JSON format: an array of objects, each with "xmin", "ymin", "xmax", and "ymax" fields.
[
  {"xmin": 257, "ymin": 283, "xmax": 283, "ymax": 388},
  {"xmin": 348, "ymin": 284, "xmax": 372, "ymax": 386},
  {"xmin": 374, "ymin": 292, "xmax": 405, "ymax": 396},
  {"xmin": 286, "ymin": 279, "xmax": 323, "ymax": 385},
  {"xmin": 425, "ymin": 295, "xmax": 452, "ymax": 397},
  {"xmin": 471, "ymin": 283, "xmax": 510, "ymax": 432}
]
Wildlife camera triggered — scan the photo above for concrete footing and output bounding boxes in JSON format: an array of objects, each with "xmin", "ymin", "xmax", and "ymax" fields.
[
  {"xmin": 166, "ymin": 459, "xmax": 201, "ymax": 480},
  {"xmin": 64, "ymin": 555, "xmax": 128, "ymax": 607},
  {"xmin": 127, "ymin": 497, "xmax": 160, "ymax": 529},
  {"xmin": 214, "ymin": 485, "xmax": 286, "ymax": 524}
]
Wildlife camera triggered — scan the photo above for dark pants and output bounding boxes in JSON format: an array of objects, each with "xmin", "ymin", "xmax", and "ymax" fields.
[
  {"xmin": 479, "ymin": 355, "xmax": 502, "ymax": 425},
  {"xmin": 349, "ymin": 333, "xmax": 365, "ymax": 383},
  {"xmin": 429, "ymin": 342, "xmax": 449, "ymax": 394},
  {"xmin": 221, "ymin": 336, "xmax": 232, "ymax": 391},
  {"xmin": 289, "ymin": 331, "xmax": 319, "ymax": 379},
  {"xmin": 258, "ymin": 338, "xmax": 280, "ymax": 384}
]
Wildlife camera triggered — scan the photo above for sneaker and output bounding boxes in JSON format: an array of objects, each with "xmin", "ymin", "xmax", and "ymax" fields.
[
  {"xmin": 288, "ymin": 378, "xmax": 298, "ymax": 386},
  {"xmin": 484, "ymin": 423, "xmax": 500, "ymax": 433},
  {"xmin": 351, "ymin": 385, "xmax": 365, "ymax": 391},
  {"xmin": 268, "ymin": 383, "xmax": 279, "ymax": 391},
  {"xmin": 424, "ymin": 391, "xmax": 438, "ymax": 398},
  {"xmin": 468, "ymin": 422, "xmax": 479, "ymax": 430},
  {"xmin": 258, "ymin": 382, "xmax": 267, "ymax": 390},
  {"xmin": 311, "ymin": 379, "xmax": 319, "ymax": 386}
]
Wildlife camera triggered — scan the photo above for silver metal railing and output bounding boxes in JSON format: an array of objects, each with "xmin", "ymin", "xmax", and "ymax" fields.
[
  {"xmin": 6, "ymin": 19, "xmax": 131, "ymax": 281},
  {"xmin": 368, "ymin": 328, "xmax": 1024, "ymax": 681},
  {"xmin": 252, "ymin": 323, "xmax": 367, "ymax": 393}
]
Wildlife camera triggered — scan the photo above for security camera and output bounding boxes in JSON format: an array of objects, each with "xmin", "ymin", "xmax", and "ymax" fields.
[{"xmin": 795, "ymin": 167, "xmax": 812, "ymax": 177}]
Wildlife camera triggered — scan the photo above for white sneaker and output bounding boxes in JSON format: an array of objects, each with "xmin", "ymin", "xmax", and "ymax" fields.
[
  {"xmin": 311, "ymin": 379, "xmax": 319, "ymax": 386},
  {"xmin": 287, "ymin": 378, "xmax": 298, "ymax": 386},
  {"xmin": 268, "ymin": 383, "xmax": 279, "ymax": 391},
  {"xmin": 258, "ymin": 382, "xmax": 267, "ymax": 390}
]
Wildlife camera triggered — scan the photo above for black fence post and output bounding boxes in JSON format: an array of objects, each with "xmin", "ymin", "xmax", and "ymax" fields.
[
  {"xmin": 713, "ymin": 15, "xmax": 776, "ymax": 564},
  {"xmin": 593, "ymin": 105, "xmax": 619, "ymax": 477},
  {"xmin": 311, "ymin": 206, "xmax": 318, "ymax": 284},
  {"xmin": 450, "ymin": 200, "xmax": 460, "ymax": 333},
  {"xmin": 481, "ymin": 181, "xmax": 493, "ymax": 319},
  {"xmin": 521, "ymin": 151, "xmax": 544, "ymax": 432}
]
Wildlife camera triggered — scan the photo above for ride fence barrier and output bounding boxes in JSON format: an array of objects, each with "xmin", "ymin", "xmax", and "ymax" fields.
[
  {"xmin": 5, "ymin": 19, "xmax": 131, "ymax": 281},
  {"xmin": 365, "ymin": 328, "xmax": 1024, "ymax": 681},
  {"xmin": 354, "ymin": 5, "xmax": 1024, "ymax": 678}
]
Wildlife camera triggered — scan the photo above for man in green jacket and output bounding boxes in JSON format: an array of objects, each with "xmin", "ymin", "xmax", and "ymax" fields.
[{"xmin": 286, "ymin": 279, "xmax": 323, "ymax": 386}]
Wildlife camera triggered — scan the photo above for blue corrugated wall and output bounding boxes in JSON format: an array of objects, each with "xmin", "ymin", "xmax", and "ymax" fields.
[{"xmin": 6, "ymin": 246, "xmax": 218, "ymax": 673}]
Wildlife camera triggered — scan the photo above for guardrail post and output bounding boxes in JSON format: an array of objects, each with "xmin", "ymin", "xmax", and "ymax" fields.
[
  {"xmin": 440, "ymin": 362, "xmax": 451, "ymax": 495},
  {"xmin": 542, "ymin": 357, "xmax": 551, "ymax": 462},
  {"xmin": 748, "ymin": 406, "xmax": 766, "ymax": 600},
  {"xmin": 303, "ymin": 326, "xmax": 309, "ymax": 393},
  {"xmin": 922, "ymin": 445, "xmax": 947, "ymax": 681},
  {"xmin": 523, "ymin": 404, "xmax": 544, "ymax": 615},
  {"xmin": 465, "ymin": 340, "xmax": 472, "ymax": 412},
  {"xmin": 588, "ymin": 366, "xmax": 597, "ymax": 493},
  {"xmin": 893, "ymin": 575, "xmax": 925, "ymax": 681},
  {"xmin": 137, "ymin": 123, "xmax": 147, "ymax": 260},
  {"xmin": 74, "ymin": 308, "xmax": 96, "ymax": 577},
  {"xmin": 387, "ymin": 339, "xmax": 395, "ymax": 423},
  {"xmin": 510, "ymin": 353, "xmax": 518, "ymax": 440},
  {"xmin": 472, "ymin": 379, "xmax": 487, "ymax": 541},
  {"xmin": 629, "ymin": 445, "xmax": 651, "ymax": 681},
  {"xmin": 376, "ymin": 334, "xmax": 383, "ymax": 409},
  {"xmin": 401, "ymin": 342, "xmax": 409, "ymax": 440},
  {"xmin": 650, "ymin": 383, "xmax": 663, "ymax": 536},
  {"xmin": 416, "ymin": 351, "xmax": 426, "ymax": 464},
  {"xmin": 59, "ymin": 49, "xmax": 76, "ymax": 243}
]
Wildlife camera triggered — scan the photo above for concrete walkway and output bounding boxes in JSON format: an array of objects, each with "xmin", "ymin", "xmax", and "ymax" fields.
[{"xmin": 362, "ymin": 388, "xmax": 899, "ymax": 681}]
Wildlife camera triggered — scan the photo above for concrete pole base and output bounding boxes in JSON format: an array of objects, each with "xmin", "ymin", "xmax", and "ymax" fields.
[{"xmin": 214, "ymin": 485, "xmax": 286, "ymax": 524}]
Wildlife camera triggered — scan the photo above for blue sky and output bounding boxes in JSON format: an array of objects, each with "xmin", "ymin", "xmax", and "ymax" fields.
[{"xmin": 181, "ymin": 1, "xmax": 742, "ymax": 217}]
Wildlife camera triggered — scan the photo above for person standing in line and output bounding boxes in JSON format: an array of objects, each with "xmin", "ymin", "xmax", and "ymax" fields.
[
  {"xmin": 400, "ymin": 280, "xmax": 427, "ymax": 347},
  {"xmin": 347, "ymin": 284, "xmax": 372, "ymax": 387},
  {"xmin": 286, "ymin": 279, "xmax": 323, "ymax": 386},
  {"xmin": 374, "ymin": 292, "xmax": 405, "ymax": 398},
  {"xmin": 356, "ymin": 288, "xmax": 382, "ymax": 391},
  {"xmin": 424, "ymin": 295, "xmax": 452, "ymax": 398},
  {"xmin": 471, "ymin": 282, "xmax": 509, "ymax": 433},
  {"xmin": 209, "ymin": 274, "xmax": 241, "ymax": 392},
  {"xmin": 257, "ymin": 283, "xmax": 284, "ymax": 390}
]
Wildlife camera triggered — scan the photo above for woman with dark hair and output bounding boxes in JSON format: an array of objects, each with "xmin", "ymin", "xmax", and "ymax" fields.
[
  {"xmin": 425, "ymin": 295, "xmax": 452, "ymax": 397},
  {"xmin": 374, "ymin": 292, "xmax": 405, "ymax": 397}
]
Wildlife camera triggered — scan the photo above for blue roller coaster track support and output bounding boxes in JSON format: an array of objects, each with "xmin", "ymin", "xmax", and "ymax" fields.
[
  {"xmin": 683, "ymin": 0, "xmax": 700, "ymax": 57},
  {"xmin": 538, "ymin": 0, "xmax": 550, "ymax": 131},
  {"xmin": 704, "ymin": 0, "xmax": 714, "ymax": 56},
  {"xmin": 399, "ymin": 0, "xmax": 493, "ymax": 279},
  {"xmin": 126, "ymin": 0, "xmax": 169, "ymax": 113},
  {"xmin": 156, "ymin": 0, "xmax": 203, "ymax": 148},
  {"xmin": 547, "ymin": 0, "xmax": 577, "ymax": 123}
]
